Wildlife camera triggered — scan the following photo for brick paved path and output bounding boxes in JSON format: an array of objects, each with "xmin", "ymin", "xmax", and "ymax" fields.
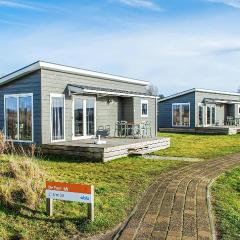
[{"xmin": 116, "ymin": 154, "xmax": 240, "ymax": 240}]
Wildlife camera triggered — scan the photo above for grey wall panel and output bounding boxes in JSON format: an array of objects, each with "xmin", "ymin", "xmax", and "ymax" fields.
[
  {"xmin": 122, "ymin": 98, "xmax": 134, "ymax": 122},
  {"xmin": 41, "ymin": 69, "xmax": 151, "ymax": 143},
  {"xmin": 0, "ymin": 71, "xmax": 41, "ymax": 144},
  {"xmin": 96, "ymin": 96, "xmax": 122, "ymax": 136},
  {"xmin": 42, "ymin": 69, "xmax": 147, "ymax": 93},
  {"xmin": 158, "ymin": 92, "xmax": 195, "ymax": 129},
  {"xmin": 133, "ymin": 97, "xmax": 157, "ymax": 136}
]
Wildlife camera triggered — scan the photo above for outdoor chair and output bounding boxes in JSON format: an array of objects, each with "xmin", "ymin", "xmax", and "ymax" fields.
[
  {"xmin": 105, "ymin": 125, "xmax": 110, "ymax": 137},
  {"xmin": 114, "ymin": 121, "xmax": 121, "ymax": 137},
  {"xmin": 145, "ymin": 121, "xmax": 152, "ymax": 137},
  {"xmin": 96, "ymin": 126, "xmax": 105, "ymax": 136},
  {"xmin": 120, "ymin": 121, "xmax": 128, "ymax": 137},
  {"xmin": 132, "ymin": 123, "xmax": 145, "ymax": 139},
  {"xmin": 226, "ymin": 116, "xmax": 234, "ymax": 126},
  {"xmin": 236, "ymin": 118, "xmax": 240, "ymax": 126}
]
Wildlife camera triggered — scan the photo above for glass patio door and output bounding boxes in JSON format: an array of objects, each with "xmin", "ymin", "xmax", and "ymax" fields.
[
  {"xmin": 73, "ymin": 97, "xmax": 95, "ymax": 139},
  {"xmin": 206, "ymin": 105, "xmax": 216, "ymax": 126}
]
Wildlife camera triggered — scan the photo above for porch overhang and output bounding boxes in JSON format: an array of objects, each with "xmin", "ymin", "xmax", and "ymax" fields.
[
  {"xmin": 67, "ymin": 84, "xmax": 158, "ymax": 99},
  {"xmin": 203, "ymin": 98, "xmax": 240, "ymax": 104}
]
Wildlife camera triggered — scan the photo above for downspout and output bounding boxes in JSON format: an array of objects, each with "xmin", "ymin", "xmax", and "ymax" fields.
[{"xmin": 155, "ymin": 98, "xmax": 158, "ymax": 136}]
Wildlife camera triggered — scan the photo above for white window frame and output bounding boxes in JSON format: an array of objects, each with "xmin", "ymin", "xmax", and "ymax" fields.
[
  {"xmin": 50, "ymin": 93, "xmax": 65, "ymax": 143},
  {"xmin": 198, "ymin": 103, "xmax": 204, "ymax": 127},
  {"xmin": 72, "ymin": 96, "xmax": 96, "ymax": 140},
  {"xmin": 238, "ymin": 105, "xmax": 240, "ymax": 115},
  {"xmin": 4, "ymin": 93, "xmax": 34, "ymax": 143},
  {"xmin": 205, "ymin": 104, "xmax": 217, "ymax": 126},
  {"xmin": 172, "ymin": 103, "xmax": 190, "ymax": 127},
  {"xmin": 141, "ymin": 99, "xmax": 148, "ymax": 118}
]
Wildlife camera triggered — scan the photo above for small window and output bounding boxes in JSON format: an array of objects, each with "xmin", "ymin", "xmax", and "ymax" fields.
[
  {"xmin": 141, "ymin": 100, "xmax": 148, "ymax": 117},
  {"xmin": 4, "ymin": 94, "xmax": 33, "ymax": 142},
  {"xmin": 238, "ymin": 105, "xmax": 240, "ymax": 115}
]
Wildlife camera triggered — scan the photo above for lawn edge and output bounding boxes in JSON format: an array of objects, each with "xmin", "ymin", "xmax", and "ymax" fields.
[{"xmin": 207, "ymin": 176, "xmax": 218, "ymax": 240}]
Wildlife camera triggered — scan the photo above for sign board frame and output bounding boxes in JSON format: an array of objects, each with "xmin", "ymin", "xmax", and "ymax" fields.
[{"xmin": 46, "ymin": 181, "xmax": 94, "ymax": 221}]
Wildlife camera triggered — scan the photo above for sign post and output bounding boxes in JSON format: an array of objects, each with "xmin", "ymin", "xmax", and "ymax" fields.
[
  {"xmin": 46, "ymin": 181, "xmax": 94, "ymax": 221},
  {"xmin": 46, "ymin": 198, "xmax": 53, "ymax": 216}
]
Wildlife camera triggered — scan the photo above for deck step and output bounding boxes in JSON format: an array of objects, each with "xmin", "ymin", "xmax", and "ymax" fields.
[{"xmin": 128, "ymin": 146, "xmax": 150, "ymax": 156}]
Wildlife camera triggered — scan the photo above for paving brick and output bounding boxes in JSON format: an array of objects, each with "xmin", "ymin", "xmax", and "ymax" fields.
[{"xmin": 116, "ymin": 153, "xmax": 240, "ymax": 240}]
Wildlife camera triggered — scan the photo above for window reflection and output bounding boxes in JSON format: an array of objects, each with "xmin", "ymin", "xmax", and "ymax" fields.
[{"xmin": 173, "ymin": 103, "xmax": 190, "ymax": 127}]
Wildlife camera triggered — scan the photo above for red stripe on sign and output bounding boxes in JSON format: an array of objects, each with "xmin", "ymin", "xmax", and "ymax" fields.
[{"xmin": 46, "ymin": 181, "xmax": 92, "ymax": 194}]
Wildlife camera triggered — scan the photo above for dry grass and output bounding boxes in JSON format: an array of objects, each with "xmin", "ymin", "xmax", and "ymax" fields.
[{"xmin": 0, "ymin": 131, "xmax": 45, "ymax": 210}]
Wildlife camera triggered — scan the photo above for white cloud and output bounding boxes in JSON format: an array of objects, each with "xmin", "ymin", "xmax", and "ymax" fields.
[
  {"xmin": 0, "ymin": 0, "xmax": 41, "ymax": 10},
  {"xmin": 1, "ymin": 16, "xmax": 240, "ymax": 95},
  {"xmin": 0, "ymin": 0, "xmax": 64, "ymax": 11},
  {"xmin": 207, "ymin": 0, "xmax": 240, "ymax": 8},
  {"xmin": 114, "ymin": 0, "xmax": 163, "ymax": 11}
]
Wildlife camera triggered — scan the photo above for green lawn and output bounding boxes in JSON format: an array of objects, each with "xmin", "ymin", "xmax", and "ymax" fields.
[
  {"xmin": 212, "ymin": 167, "xmax": 240, "ymax": 240},
  {"xmin": 0, "ymin": 154, "xmax": 186, "ymax": 240},
  {"xmin": 155, "ymin": 133, "xmax": 240, "ymax": 159}
]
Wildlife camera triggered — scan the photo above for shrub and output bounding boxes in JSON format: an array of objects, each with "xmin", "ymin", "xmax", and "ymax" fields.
[
  {"xmin": 7, "ymin": 157, "xmax": 46, "ymax": 209},
  {"xmin": 0, "ymin": 131, "xmax": 45, "ymax": 210}
]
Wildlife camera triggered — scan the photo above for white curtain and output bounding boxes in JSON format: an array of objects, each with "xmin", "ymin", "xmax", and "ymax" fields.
[{"xmin": 52, "ymin": 97, "xmax": 64, "ymax": 140}]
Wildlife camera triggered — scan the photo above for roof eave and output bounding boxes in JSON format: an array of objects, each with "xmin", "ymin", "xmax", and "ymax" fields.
[
  {"xmin": 0, "ymin": 61, "xmax": 149, "ymax": 86},
  {"xmin": 0, "ymin": 61, "xmax": 41, "ymax": 86}
]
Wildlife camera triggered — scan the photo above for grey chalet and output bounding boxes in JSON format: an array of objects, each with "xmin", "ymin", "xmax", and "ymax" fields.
[
  {"xmin": 0, "ymin": 61, "xmax": 169, "ymax": 161},
  {"xmin": 158, "ymin": 88, "xmax": 240, "ymax": 135}
]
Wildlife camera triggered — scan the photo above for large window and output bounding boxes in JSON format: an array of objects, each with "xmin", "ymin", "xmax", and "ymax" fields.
[
  {"xmin": 206, "ymin": 105, "xmax": 216, "ymax": 126},
  {"xmin": 50, "ymin": 94, "xmax": 65, "ymax": 142},
  {"xmin": 141, "ymin": 100, "xmax": 148, "ymax": 117},
  {"xmin": 172, "ymin": 103, "xmax": 190, "ymax": 127},
  {"xmin": 4, "ymin": 94, "xmax": 33, "ymax": 142}
]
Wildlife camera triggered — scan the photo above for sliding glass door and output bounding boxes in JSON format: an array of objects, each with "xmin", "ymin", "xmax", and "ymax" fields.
[
  {"xmin": 206, "ymin": 105, "xmax": 216, "ymax": 126},
  {"xmin": 73, "ymin": 97, "xmax": 96, "ymax": 139}
]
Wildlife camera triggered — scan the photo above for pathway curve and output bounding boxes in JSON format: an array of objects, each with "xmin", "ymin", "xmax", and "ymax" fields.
[{"xmin": 115, "ymin": 153, "xmax": 240, "ymax": 240}]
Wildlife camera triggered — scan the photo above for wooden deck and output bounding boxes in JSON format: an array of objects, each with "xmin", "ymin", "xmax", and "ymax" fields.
[
  {"xmin": 159, "ymin": 126, "xmax": 240, "ymax": 135},
  {"xmin": 42, "ymin": 137, "xmax": 170, "ymax": 162}
]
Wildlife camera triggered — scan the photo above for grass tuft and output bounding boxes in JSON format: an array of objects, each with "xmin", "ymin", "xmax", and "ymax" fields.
[{"xmin": 212, "ymin": 167, "xmax": 240, "ymax": 240}]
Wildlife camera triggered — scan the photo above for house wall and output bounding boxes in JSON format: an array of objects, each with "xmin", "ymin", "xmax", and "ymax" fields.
[
  {"xmin": 121, "ymin": 97, "xmax": 134, "ymax": 122},
  {"xmin": 134, "ymin": 97, "xmax": 157, "ymax": 136},
  {"xmin": 0, "ymin": 71, "xmax": 42, "ymax": 144},
  {"xmin": 41, "ymin": 69, "xmax": 153, "ymax": 144},
  {"xmin": 158, "ymin": 92, "xmax": 195, "ymax": 129},
  {"xmin": 195, "ymin": 91, "xmax": 240, "ymax": 126},
  {"xmin": 96, "ymin": 96, "xmax": 122, "ymax": 136}
]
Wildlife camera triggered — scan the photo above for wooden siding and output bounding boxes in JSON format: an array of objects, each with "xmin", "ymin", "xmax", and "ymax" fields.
[
  {"xmin": 96, "ymin": 96, "xmax": 122, "ymax": 136},
  {"xmin": 159, "ymin": 126, "xmax": 240, "ymax": 135},
  {"xmin": 158, "ymin": 92, "xmax": 195, "ymax": 129},
  {"xmin": 134, "ymin": 97, "xmax": 157, "ymax": 136},
  {"xmin": 42, "ymin": 137, "xmax": 170, "ymax": 162},
  {"xmin": 0, "ymin": 71, "xmax": 41, "ymax": 144},
  {"xmin": 122, "ymin": 98, "xmax": 134, "ymax": 122},
  {"xmin": 41, "ymin": 69, "xmax": 155, "ymax": 144}
]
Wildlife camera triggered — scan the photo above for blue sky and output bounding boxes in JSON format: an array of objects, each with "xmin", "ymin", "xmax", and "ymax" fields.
[{"xmin": 1, "ymin": 0, "xmax": 240, "ymax": 95}]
